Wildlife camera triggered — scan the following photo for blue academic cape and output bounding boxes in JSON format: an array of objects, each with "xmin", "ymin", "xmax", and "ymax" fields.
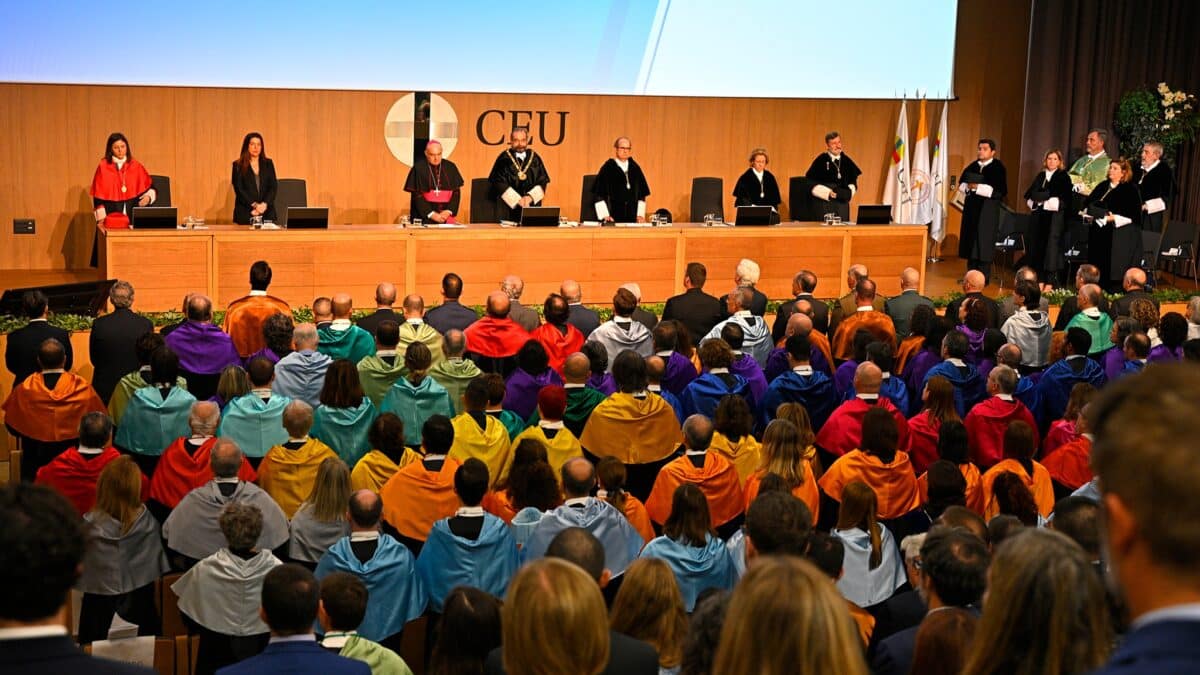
[
  {"xmin": 758, "ymin": 368, "xmax": 836, "ymax": 431},
  {"xmin": 652, "ymin": 389, "xmax": 685, "ymax": 425},
  {"xmin": 1036, "ymin": 357, "xmax": 1107, "ymax": 425},
  {"xmin": 1014, "ymin": 375, "xmax": 1041, "ymax": 425},
  {"xmin": 115, "ymin": 385, "xmax": 197, "ymax": 456},
  {"xmin": 273, "ymin": 350, "xmax": 333, "ymax": 408},
  {"xmin": 680, "ymin": 372, "xmax": 754, "ymax": 419},
  {"xmin": 416, "ymin": 514, "xmax": 519, "ymax": 610},
  {"xmin": 922, "ymin": 360, "xmax": 986, "ymax": 417},
  {"xmin": 381, "ymin": 376, "xmax": 455, "ymax": 446},
  {"xmin": 640, "ymin": 534, "xmax": 737, "ymax": 611},
  {"xmin": 316, "ymin": 534, "xmax": 428, "ymax": 641},
  {"xmin": 844, "ymin": 375, "xmax": 911, "ymax": 418},
  {"xmin": 765, "ymin": 345, "xmax": 834, "ymax": 382},
  {"xmin": 312, "ymin": 397, "xmax": 380, "ymax": 466},
  {"xmin": 522, "ymin": 498, "xmax": 645, "ymax": 574},
  {"xmin": 217, "ymin": 393, "xmax": 292, "ymax": 458}
]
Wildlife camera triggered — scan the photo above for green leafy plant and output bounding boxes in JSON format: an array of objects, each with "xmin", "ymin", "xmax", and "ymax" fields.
[{"xmin": 1115, "ymin": 83, "xmax": 1200, "ymax": 161}]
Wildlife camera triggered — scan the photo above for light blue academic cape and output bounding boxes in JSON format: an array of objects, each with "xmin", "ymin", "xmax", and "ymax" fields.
[
  {"xmin": 832, "ymin": 525, "xmax": 906, "ymax": 608},
  {"xmin": 272, "ymin": 350, "xmax": 333, "ymax": 408},
  {"xmin": 115, "ymin": 386, "xmax": 197, "ymax": 456},
  {"xmin": 641, "ymin": 534, "xmax": 737, "ymax": 611},
  {"xmin": 510, "ymin": 507, "xmax": 545, "ymax": 549},
  {"xmin": 522, "ymin": 498, "xmax": 645, "ymax": 575},
  {"xmin": 416, "ymin": 514, "xmax": 519, "ymax": 611},
  {"xmin": 381, "ymin": 376, "xmax": 455, "ymax": 446},
  {"xmin": 726, "ymin": 529, "xmax": 748, "ymax": 580},
  {"xmin": 312, "ymin": 397, "xmax": 379, "ymax": 466},
  {"xmin": 315, "ymin": 534, "xmax": 428, "ymax": 641},
  {"xmin": 218, "ymin": 393, "xmax": 291, "ymax": 458}
]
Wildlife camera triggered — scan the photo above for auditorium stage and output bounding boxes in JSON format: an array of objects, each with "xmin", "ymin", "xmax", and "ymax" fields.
[{"xmin": 95, "ymin": 222, "xmax": 930, "ymax": 312}]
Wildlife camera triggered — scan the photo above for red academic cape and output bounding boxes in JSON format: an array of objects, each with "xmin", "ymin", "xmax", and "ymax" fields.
[
  {"xmin": 90, "ymin": 158, "xmax": 152, "ymax": 202},
  {"xmin": 2, "ymin": 372, "xmax": 106, "ymax": 441},
  {"xmin": 1041, "ymin": 435, "xmax": 1093, "ymax": 491},
  {"xmin": 815, "ymin": 397, "xmax": 910, "ymax": 458},
  {"xmin": 894, "ymin": 336, "xmax": 924, "ymax": 377},
  {"xmin": 831, "ymin": 310, "xmax": 897, "ymax": 361},
  {"xmin": 819, "ymin": 449, "xmax": 922, "ymax": 519},
  {"xmin": 222, "ymin": 295, "xmax": 292, "ymax": 358},
  {"xmin": 964, "ymin": 396, "xmax": 1038, "ymax": 469},
  {"xmin": 981, "ymin": 458, "xmax": 1055, "ymax": 519},
  {"xmin": 35, "ymin": 447, "xmax": 135, "ymax": 515},
  {"xmin": 464, "ymin": 317, "xmax": 531, "ymax": 358},
  {"xmin": 918, "ymin": 462, "xmax": 985, "ymax": 515},
  {"xmin": 1042, "ymin": 420, "xmax": 1077, "ymax": 457},
  {"xmin": 645, "ymin": 453, "xmax": 745, "ymax": 527},
  {"xmin": 743, "ymin": 465, "xmax": 821, "ymax": 523},
  {"xmin": 906, "ymin": 411, "xmax": 942, "ymax": 476},
  {"xmin": 530, "ymin": 323, "xmax": 585, "ymax": 377},
  {"xmin": 148, "ymin": 436, "xmax": 257, "ymax": 508},
  {"xmin": 379, "ymin": 456, "xmax": 463, "ymax": 541}
]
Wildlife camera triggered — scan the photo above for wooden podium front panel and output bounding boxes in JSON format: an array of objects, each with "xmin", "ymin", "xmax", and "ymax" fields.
[
  {"xmin": 682, "ymin": 226, "xmax": 847, "ymax": 301},
  {"xmin": 846, "ymin": 226, "xmax": 929, "ymax": 297},
  {"xmin": 100, "ymin": 226, "xmax": 212, "ymax": 311}
]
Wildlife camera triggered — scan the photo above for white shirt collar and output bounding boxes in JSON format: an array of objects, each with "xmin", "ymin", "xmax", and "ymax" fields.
[
  {"xmin": 828, "ymin": 152, "xmax": 842, "ymax": 161},
  {"xmin": 685, "ymin": 448, "xmax": 707, "ymax": 456},
  {"xmin": 563, "ymin": 382, "xmax": 586, "ymax": 389},
  {"xmin": 615, "ymin": 158, "xmax": 629, "ymax": 171},
  {"xmin": 647, "ymin": 384, "xmax": 662, "ymax": 392},
  {"xmin": 733, "ymin": 310, "xmax": 752, "ymax": 318},
  {"xmin": 423, "ymin": 453, "xmax": 447, "ymax": 462},
  {"xmin": 349, "ymin": 531, "xmax": 380, "ymax": 542},
  {"xmin": 514, "ymin": 151, "xmax": 527, "ymax": 160},
  {"xmin": 406, "ymin": 318, "xmax": 424, "ymax": 326},
  {"xmin": 331, "ymin": 318, "xmax": 352, "ymax": 329},
  {"xmin": 996, "ymin": 393, "xmax": 1014, "ymax": 401},
  {"xmin": 249, "ymin": 290, "xmax": 268, "ymax": 297},
  {"xmin": 77, "ymin": 445, "xmax": 104, "ymax": 455},
  {"xmin": 321, "ymin": 632, "xmax": 357, "ymax": 649},
  {"xmin": 655, "ymin": 350, "xmax": 673, "ymax": 357},
  {"xmin": 1082, "ymin": 433, "xmax": 1095, "ymax": 442},
  {"xmin": 1066, "ymin": 354, "xmax": 1087, "ymax": 361},
  {"xmin": 0, "ymin": 625, "xmax": 69, "ymax": 640},
  {"xmin": 946, "ymin": 358, "xmax": 966, "ymax": 367},
  {"xmin": 1088, "ymin": 151, "xmax": 1106, "ymax": 160},
  {"xmin": 564, "ymin": 497, "xmax": 591, "ymax": 507},
  {"xmin": 856, "ymin": 393, "xmax": 880, "ymax": 401},
  {"xmin": 978, "ymin": 158, "xmax": 993, "ymax": 168},
  {"xmin": 856, "ymin": 306, "xmax": 874, "ymax": 312},
  {"xmin": 113, "ymin": 156, "xmax": 127, "ymax": 169},
  {"xmin": 1142, "ymin": 159, "xmax": 1160, "ymax": 172},
  {"xmin": 214, "ymin": 477, "xmax": 240, "ymax": 484},
  {"xmin": 376, "ymin": 349, "xmax": 397, "ymax": 357},
  {"xmin": 752, "ymin": 168, "xmax": 764, "ymax": 180},
  {"xmin": 252, "ymin": 387, "xmax": 273, "ymax": 398},
  {"xmin": 270, "ymin": 634, "xmax": 316, "ymax": 645},
  {"xmin": 29, "ymin": 317, "xmax": 48, "ymax": 323},
  {"xmin": 287, "ymin": 436, "xmax": 309, "ymax": 444},
  {"xmin": 792, "ymin": 365, "xmax": 813, "ymax": 375},
  {"xmin": 709, "ymin": 368, "xmax": 730, "ymax": 375},
  {"xmin": 456, "ymin": 506, "xmax": 485, "ymax": 517},
  {"xmin": 1131, "ymin": 603, "xmax": 1200, "ymax": 630},
  {"xmin": 539, "ymin": 420, "xmax": 565, "ymax": 429},
  {"xmin": 1082, "ymin": 307, "xmax": 1101, "ymax": 317},
  {"xmin": 40, "ymin": 368, "xmax": 65, "ymax": 374}
]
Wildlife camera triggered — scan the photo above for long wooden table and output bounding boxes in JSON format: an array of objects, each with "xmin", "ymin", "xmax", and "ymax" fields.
[{"xmin": 97, "ymin": 222, "xmax": 928, "ymax": 311}]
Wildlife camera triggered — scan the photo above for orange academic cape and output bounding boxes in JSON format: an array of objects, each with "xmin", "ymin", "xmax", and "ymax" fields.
[
  {"xmin": 380, "ymin": 456, "xmax": 463, "ymax": 541},
  {"xmin": 818, "ymin": 449, "xmax": 922, "ymax": 519},
  {"xmin": 743, "ymin": 465, "xmax": 821, "ymax": 523},
  {"xmin": 148, "ymin": 436, "xmax": 257, "ymax": 508},
  {"xmin": 2, "ymin": 372, "xmax": 105, "ymax": 441},
  {"xmin": 621, "ymin": 494, "xmax": 656, "ymax": 544},
  {"xmin": 1040, "ymin": 435, "xmax": 1093, "ymax": 491},
  {"xmin": 831, "ymin": 310, "xmax": 897, "ymax": 361},
  {"xmin": 579, "ymin": 393, "xmax": 681, "ymax": 464},
  {"xmin": 848, "ymin": 601, "xmax": 876, "ymax": 646},
  {"xmin": 964, "ymin": 396, "xmax": 1039, "ymax": 469},
  {"xmin": 980, "ymin": 458, "xmax": 1055, "ymax": 519},
  {"xmin": 35, "ymin": 446, "xmax": 128, "ymax": 515},
  {"xmin": 645, "ymin": 452, "xmax": 745, "ymax": 527},
  {"xmin": 918, "ymin": 462, "xmax": 985, "ymax": 515},
  {"xmin": 894, "ymin": 336, "xmax": 924, "ymax": 377},
  {"xmin": 222, "ymin": 295, "xmax": 292, "ymax": 358},
  {"xmin": 482, "ymin": 489, "xmax": 518, "ymax": 524}
]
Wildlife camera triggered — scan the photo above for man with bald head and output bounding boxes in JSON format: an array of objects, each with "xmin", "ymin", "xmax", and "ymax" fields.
[
  {"xmin": 765, "ymin": 311, "xmax": 826, "ymax": 381},
  {"xmin": 312, "ymin": 296, "xmax": 334, "ymax": 328},
  {"xmin": 1065, "ymin": 283, "xmax": 1114, "ymax": 356},
  {"xmin": 760, "ymin": 333, "xmax": 836, "ymax": 430},
  {"xmin": 815, "ymin": 361, "xmax": 911, "ymax": 458},
  {"xmin": 223, "ymin": 260, "xmax": 292, "ymax": 358},
  {"xmin": 995, "ymin": 343, "xmax": 1040, "ymax": 414},
  {"xmin": 536, "ymin": 352, "xmax": 609, "ymax": 437},
  {"xmin": 592, "ymin": 136, "xmax": 651, "ymax": 223},
  {"xmin": 274, "ymin": 322, "xmax": 333, "ymax": 407},
  {"xmin": 429, "ymin": 329, "xmax": 483, "ymax": 415},
  {"xmin": 884, "ymin": 267, "xmax": 933, "ymax": 337},
  {"xmin": 257, "ymin": 400, "xmax": 338, "ymax": 518},
  {"xmin": 830, "ymin": 264, "xmax": 885, "ymax": 334},
  {"xmin": 1109, "ymin": 266, "xmax": 1160, "ymax": 319},
  {"xmin": 463, "ymin": 290, "xmax": 530, "ymax": 376},
  {"xmin": 705, "ymin": 287, "xmax": 773, "ymax": 366},
  {"xmin": 395, "ymin": 293, "xmax": 444, "ymax": 366},
  {"xmin": 650, "ymin": 320, "xmax": 698, "ymax": 395},
  {"xmin": 832, "ymin": 278, "xmax": 897, "ymax": 362},
  {"xmin": 1053, "ymin": 264, "xmax": 1109, "ymax": 330},
  {"xmin": 404, "ymin": 138, "xmax": 465, "ymax": 224},
  {"xmin": 317, "ymin": 293, "xmax": 375, "ymax": 363},
  {"xmin": 501, "ymin": 274, "xmax": 540, "ymax": 332},
  {"xmin": 943, "ymin": 270, "xmax": 1000, "ymax": 330},
  {"xmin": 149, "ymin": 401, "xmax": 255, "ymax": 514},
  {"xmin": 773, "ymin": 269, "xmax": 829, "ymax": 339},
  {"xmin": 164, "ymin": 293, "xmax": 241, "ymax": 400},
  {"xmin": 355, "ymin": 282, "xmax": 399, "ymax": 336},
  {"xmin": 561, "ymin": 279, "xmax": 602, "ymax": 337},
  {"xmin": 646, "ymin": 414, "xmax": 745, "ymax": 538}
]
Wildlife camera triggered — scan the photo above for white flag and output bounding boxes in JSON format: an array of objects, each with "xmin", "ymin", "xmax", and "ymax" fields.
[
  {"xmin": 929, "ymin": 100, "xmax": 949, "ymax": 242},
  {"xmin": 911, "ymin": 99, "xmax": 933, "ymax": 224},
  {"xmin": 882, "ymin": 100, "xmax": 911, "ymax": 224}
]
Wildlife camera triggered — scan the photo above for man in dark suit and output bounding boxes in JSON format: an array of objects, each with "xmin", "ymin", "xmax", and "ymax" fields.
[
  {"xmin": 662, "ymin": 262, "xmax": 724, "ymax": 342},
  {"xmin": 561, "ymin": 279, "xmax": 602, "ymax": 338},
  {"xmin": 89, "ymin": 280, "xmax": 153, "ymax": 403},
  {"xmin": 884, "ymin": 267, "xmax": 934, "ymax": 338},
  {"xmin": 773, "ymin": 269, "xmax": 830, "ymax": 339},
  {"xmin": 425, "ymin": 272, "xmax": 479, "ymax": 335},
  {"xmin": 355, "ymin": 282, "xmax": 400, "ymax": 336},
  {"xmin": 5, "ymin": 290, "xmax": 72, "ymax": 385},
  {"xmin": 871, "ymin": 527, "xmax": 989, "ymax": 675},
  {"xmin": 0, "ymin": 482, "xmax": 154, "ymax": 674},
  {"xmin": 1053, "ymin": 264, "xmax": 1110, "ymax": 330},
  {"xmin": 1108, "ymin": 267, "xmax": 1159, "ymax": 319},
  {"xmin": 943, "ymin": 270, "xmax": 1001, "ymax": 329},
  {"xmin": 485, "ymin": 527, "xmax": 658, "ymax": 675},
  {"xmin": 217, "ymin": 564, "xmax": 369, "ymax": 675},
  {"xmin": 1089, "ymin": 366, "xmax": 1200, "ymax": 674},
  {"xmin": 502, "ymin": 274, "xmax": 541, "ymax": 332}
]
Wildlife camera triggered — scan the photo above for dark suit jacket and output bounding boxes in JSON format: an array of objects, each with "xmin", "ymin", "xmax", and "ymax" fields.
[
  {"xmin": 231, "ymin": 157, "xmax": 279, "ymax": 224},
  {"xmin": 632, "ymin": 307, "xmax": 658, "ymax": 332},
  {"xmin": 871, "ymin": 607, "xmax": 979, "ymax": 675},
  {"xmin": 1091, "ymin": 619, "xmax": 1200, "ymax": 675},
  {"xmin": 485, "ymin": 629, "xmax": 658, "ymax": 675},
  {"xmin": 89, "ymin": 307, "xmax": 154, "ymax": 402},
  {"xmin": 509, "ymin": 301, "xmax": 541, "ymax": 332},
  {"xmin": 944, "ymin": 292, "xmax": 1001, "ymax": 330},
  {"xmin": 5, "ymin": 320, "xmax": 73, "ymax": 384},
  {"xmin": 719, "ymin": 286, "xmax": 769, "ymax": 318},
  {"xmin": 355, "ymin": 308, "xmax": 400, "ymax": 336},
  {"xmin": 773, "ymin": 292, "xmax": 830, "ymax": 339},
  {"xmin": 425, "ymin": 300, "xmax": 479, "ymax": 335},
  {"xmin": 1109, "ymin": 289, "xmax": 1159, "ymax": 319},
  {"xmin": 1054, "ymin": 293, "xmax": 1111, "ymax": 331},
  {"xmin": 884, "ymin": 290, "xmax": 934, "ymax": 338},
  {"xmin": 868, "ymin": 589, "xmax": 926, "ymax": 646},
  {"xmin": 0, "ymin": 635, "xmax": 155, "ymax": 675},
  {"xmin": 216, "ymin": 639, "xmax": 370, "ymax": 675},
  {"xmin": 568, "ymin": 304, "xmax": 603, "ymax": 338},
  {"xmin": 662, "ymin": 288, "xmax": 724, "ymax": 342}
]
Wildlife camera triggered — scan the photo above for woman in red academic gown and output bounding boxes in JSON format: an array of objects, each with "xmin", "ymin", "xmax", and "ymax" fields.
[{"xmin": 90, "ymin": 132, "xmax": 156, "ymax": 226}]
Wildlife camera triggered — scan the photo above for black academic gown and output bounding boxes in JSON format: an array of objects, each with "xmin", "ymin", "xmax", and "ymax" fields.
[
  {"xmin": 488, "ymin": 149, "xmax": 551, "ymax": 220},
  {"xmin": 1022, "ymin": 168, "xmax": 1073, "ymax": 278},
  {"xmin": 958, "ymin": 159, "xmax": 1008, "ymax": 272},
  {"xmin": 1134, "ymin": 162, "xmax": 1176, "ymax": 233},
  {"xmin": 800, "ymin": 153, "xmax": 862, "ymax": 221},
  {"xmin": 231, "ymin": 158, "xmax": 278, "ymax": 224},
  {"xmin": 404, "ymin": 158, "xmax": 465, "ymax": 219},
  {"xmin": 592, "ymin": 158, "xmax": 651, "ymax": 222},
  {"xmin": 732, "ymin": 168, "xmax": 782, "ymax": 208},
  {"xmin": 1085, "ymin": 181, "xmax": 1143, "ymax": 284}
]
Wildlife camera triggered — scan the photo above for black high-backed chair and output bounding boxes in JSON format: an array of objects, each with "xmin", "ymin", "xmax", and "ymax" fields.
[
  {"xmin": 690, "ymin": 177, "xmax": 724, "ymax": 222},
  {"xmin": 580, "ymin": 174, "xmax": 598, "ymax": 222},
  {"xmin": 470, "ymin": 177, "xmax": 498, "ymax": 223},
  {"xmin": 273, "ymin": 178, "xmax": 307, "ymax": 227},
  {"xmin": 150, "ymin": 175, "xmax": 171, "ymax": 207}
]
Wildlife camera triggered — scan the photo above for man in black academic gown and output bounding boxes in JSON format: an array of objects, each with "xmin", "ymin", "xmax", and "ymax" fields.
[
  {"xmin": 591, "ymin": 137, "xmax": 651, "ymax": 223},
  {"xmin": 800, "ymin": 132, "xmax": 862, "ymax": 221},
  {"xmin": 956, "ymin": 138, "xmax": 1008, "ymax": 283},
  {"xmin": 404, "ymin": 140, "xmax": 465, "ymax": 224},
  {"xmin": 1134, "ymin": 141, "xmax": 1176, "ymax": 234},
  {"xmin": 487, "ymin": 127, "xmax": 551, "ymax": 221}
]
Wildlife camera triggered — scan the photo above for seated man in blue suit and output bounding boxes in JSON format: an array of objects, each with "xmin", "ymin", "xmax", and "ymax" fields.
[{"xmin": 217, "ymin": 564, "xmax": 368, "ymax": 675}]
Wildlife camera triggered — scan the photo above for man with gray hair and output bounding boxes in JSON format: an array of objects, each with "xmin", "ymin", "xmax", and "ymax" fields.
[
  {"xmin": 502, "ymin": 274, "xmax": 540, "ymax": 332},
  {"xmin": 429, "ymin": 329, "xmax": 482, "ymax": 414},
  {"xmin": 1134, "ymin": 140, "xmax": 1175, "ymax": 233},
  {"xmin": 163, "ymin": 293, "xmax": 241, "ymax": 401},
  {"xmin": 705, "ymin": 287, "xmax": 773, "ymax": 366},
  {"xmin": 274, "ymin": 322, "xmax": 332, "ymax": 407},
  {"xmin": 257, "ymin": 400, "xmax": 337, "ymax": 518},
  {"xmin": 163, "ymin": 438, "xmax": 289, "ymax": 566},
  {"xmin": 830, "ymin": 263, "xmax": 885, "ymax": 334},
  {"xmin": 1186, "ymin": 296, "xmax": 1200, "ymax": 341},
  {"xmin": 1068, "ymin": 128, "xmax": 1109, "ymax": 196},
  {"xmin": 645, "ymin": 414, "xmax": 745, "ymax": 538},
  {"xmin": 148, "ymin": 400, "xmax": 253, "ymax": 516},
  {"xmin": 89, "ymin": 279, "xmax": 153, "ymax": 402},
  {"xmin": 719, "ymin": 258, "xmax": 767, "ymax": 318},
  {"xmin": 964, "ymin": 365, "xmax": 1038, "ymax": 468}
]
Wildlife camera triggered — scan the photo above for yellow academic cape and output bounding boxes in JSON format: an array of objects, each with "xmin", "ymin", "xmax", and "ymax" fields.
[
  {"xmin": 708, "ymin": 432, "xmax": 762, "ymax": 486},
  {"xmin": 350, "ymin": 450, "xmax": 402, "ymax": 493},
  {"xmin": 579, "ymin": 393, "xmax": 681, "ymax": 464},
  {"xmin": 257, "ymin": 438, "xmax": 338, "ymax": 518},
  {"xmin": 397, "ymin": 321, "xmax": 445, "ymax": 366},
  {"xmin": 449, "ymin": 413, "xmax": 512, "ymax": 487},
  {"xmin": 510, "ymin": 424, "xmax": 583, "ymax": 481}
]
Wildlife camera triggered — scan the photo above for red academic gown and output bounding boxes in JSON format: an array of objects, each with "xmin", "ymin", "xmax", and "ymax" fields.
[
  {"xmin": 90, "ymin": 157, "xmax": 153, "ymax": 218},
  {"xmin": 464, "ymin": 317, "xmax": 530, "ymax": 357},
  {"xmin": 148, "ymin": 437, "xmax": 257, "ymax": 509},
  {"xmin": 645, "ymin": 452, "xmax": 745, "ymax": 527},
  {"xmin": 963, "ymin": 396, "xmax": 1038, "ymax": 469},
  {"xmin": 815, "ymin": 397, "xmax": 910, "ymax": 458},
  {"xmin": 905, "ymin": 411, "xmax": 943, "ymax": 476},
  {"xmin": 530, "ymin": 323, "xmax": 585, "ymax": 377},
  {"xmin": 1041, "ymin": 435, "xmax": 1093, "ymax": 491},
  {"xmin": 2, "ymin": 372, "xmax": 106, "ymax": 441},
  {"xmin": 35, "ymin": 447, "xmax": 134, "ymax": 515},
  {"xmin": 818, "ymin": 449, "xmax": 922, "ymax": 519}
]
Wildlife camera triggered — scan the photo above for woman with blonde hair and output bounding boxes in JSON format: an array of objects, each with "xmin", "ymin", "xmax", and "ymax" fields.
[
  {"xmin": 961, "ymin": 528, "xmax": 1111, "ymax": 675},
  {"xmin": 1022, "ymin": 148, "xmax": 1073, "ymax": 281},
  {"xmin": 289, "ymin": 456, "xmax": 352, "ymax": 566},
  {"xmin": 708, "ymin": 394, "xmax": 761, "ymax": 484},
  {"xmin": 610, "ymin": 558, "xmax": 688, "ymax": 675},
  {"xmin": 597, "ymin": 455, "xmax": 655, "ymax": 543},
  {"xmin": 907, "ymin": 375, "xmax": 961, "ymax": 475},
  {"xmin": 832, "ymin": 480, "xmax": 906, "ymax": 608},
  {"xmin": 213, "ymin": 364, "xmax": 251, "ymax": 410},
  {"xmin": 502, "ymin": 558, "xmax": 610, "ymax": 675},
  {"xmin": 77, "ymin": 455, "xmax": 168, "ymax": 643},
  {"xmin": 713, "ymin": 555, "xmax": 868, "ymax": 675},
  {"xmin": 742, "ymin": 418, "xmax": 819, "ymax": 520},
  {"xmin": 773, "ymin": 402, "xmax": 823, "ymax": 476}
]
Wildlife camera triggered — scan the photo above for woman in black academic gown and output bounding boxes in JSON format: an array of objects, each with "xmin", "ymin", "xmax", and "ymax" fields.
[
  {"xmin": 1084, "ymin": 158, "xmax": 1142, "ymax": 290},
  {"xmin": 231, "ymin": 132, "xmax": 278, "ymax": 224},
  {"xmin": 732, "ymin": 147, "xmax": 782, "ymax": 222},
  {"xmin": 1022, "ymin": 149, "xmax": 1073, "ymax": 283}
]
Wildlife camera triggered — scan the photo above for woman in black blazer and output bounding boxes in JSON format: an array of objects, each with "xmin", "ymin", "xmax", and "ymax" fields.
[
  {"xmin": 231, "ymin": 132, "xmax": 278, "ymax": 224},
  {"xmin": 1084, "ymin": 158, "xmax": 1142, "ymax": 290},
  {"xmin": 1022, "ymin": 149, "xmax": 1073, "ymax": 282}
]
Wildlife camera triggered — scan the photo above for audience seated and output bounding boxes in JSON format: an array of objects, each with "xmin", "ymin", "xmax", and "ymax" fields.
[
  {"xmin": 218, "ymin": 357, "xmax": 293, "ymax": 462},
  {"xmin": 35, "ymin": 411, "xmax": 125, "ymax": 515},
  {"xmin": 922, "ymin": 330, "xmax": 986, "ymax": 416},
  {"xmin": 820, "ymin": 406, "xmax": 920, "ymax": 520},
  {"xmin": 662, "ymin": 261, "xmax": 724, "ymax": 344},
  {"xmin": 149, "ymin": 402, "xmax": 256, "ymax": 514},
  {"xmin": 288, "ymin": 457, "xmax": 352, "ymax": 566},
  {"xmin": 1037, "ymin": 327, "xmax": 1107, "ymax": 424},
  {"xmin": 681, "ymin": 339, "xmax": 754, "ymax": 418},
  {"xmin": 109, "ymin": 331, "xmax": 184, "ymax": 424},
  {"xmin": 1042, "ymin": 404, "xmax": 1094, "ymax": 498},
  {"xmin": 4, "ymin": 289, "xmax": 74, "ymax": 385},
  {"xmin": 844, "ymin": 341, "xmax": 910, "ymax": 415},
  {"xmin": 581, "ymin": 340, "xmax": 617, "ymax": 394},
  {"xmin": 980, "ymin": 421, "xmax": 1054, "ymax": 519},
  {"xmin": 530, "ymin": 292, "xmax": 585, "ymax": 377},
  {"xmin": 433, "ymin": 587, "xmax": 504, "ymax": 674},
  {"xmin": 317, "ymin": 572, "xmax": 413, "ymax": 675},
  {"xmin": 504, "ymin": 340, "xmax": 563, "ymax": 420},
  {"xmin": 609, "ymin": 558, "xmax": 688, "ymax": 673},
  {"xmin": 816, "ymin": 362, "xmax": 910, "ymax": 459},
  {"xmin": 312, "ymin": 360, "xmax": 379, "ymax": 466},
  {"xmin": 511, "ymin": 385, "xmax": 582, "ymax": 476},
  {"xmin": 588, "ymin": 287, "xmax": 655, "ymax": 368},
  {"xmin": 250, "ymin": 312, "xmax": 295, "ymax": 365},
  {"xmin": 964, "ymin": 365, "xmax": 1038, "ymax": 469},
  {"xmin": 907, "ymin": 375, "xmax": 960, "ymax": 475},
  {"xmin": 212, "ymin": 364, "xmax": 252, "ymax": 410},
  {"xmin": 642, "ymin": 483, "xmax": 738, "ymax": 610},
  {"xmin": 223, "ymin": 261, "xmax": 292, "ymax": 358},
  {"xmin": 464, "ymin": 291, "xmax": 530, "ymax": 375},
  {"xmin": 424, "ymin": 272, "xmax": 479, "ymax": 335},
  {"xmin": 743, "ymin": 417, "xmax": 821, "ymax": 520},
  {"xmin": 651, "ymin": 320, "xmax": 699, "ymax": 396},
  {"xmin": 1151, "ymin": 312, "xmax": 1188, "ymax": 362},
  {"xmin": 90, "ymin": 280, "xmax": 154, "ymax": 403},
  {"xmin": 115, "ymin": 346, "xmax": 197, "ymax": 474},
  {"xmin": 645, "ymin": 354, "xmax": 685, "ymax": 423},
  {"xmin": 1066, "ymin": 284, "xmax": 1114, "ymax": 356},
  {"xmin": 595, "ymin": 456, "xmax": 655, "ymax": 543},
  {"xmin": 164, "ymin": 294, "xmax": 241, "ymax": 400},
  {"xmin": 647, "ymin": 415, "xmax": 744, "ymax": 536},
  {"xmin": 1000, "ymin": 280, "xmax": 1051, "ymax": 368},
  {"xmin": 428, "ymin": 328, "xmax": 482, "ymax": 414},
  {"xmin": 356, "ymin": 320, "xmax": 405, "ymax": 406},
  {"xmin": 705, "ymin": 287, "xmax": 772, "ymax": 365},
  {"xmin": 379, "ymin": 415, "xmax": 462, "ymax": 549},
  {"xmin": 832, "ymin": 279, "xmax": 897, "ymax": 362},
  {"xmin": 395, "ymin": 293, "xmax": 445, "ymax": 365},
  {"xmin": 449, "ymin": 376, "xmax": 514, "ymax": 485},
  {"xmin": 354, "ymin": 282, "xmax": 399, "ymax": 337},
  {"xmin": 349, "ymin": 413, "xmax": 409, "ymax": 492},
  {"xmin": 483, "ymin": 438, "xmax": 562, "ymax": 543},
  {"xmin": 832, "ymin": 481, "xmax": 906, "ymax": 607},
  {"xmin": 258, "ymin": 400, "xmax": 339, "ymax": 518},
  {"xmin": 274, "ymin": 323, "xmax": 333, "ymax": 407},
  {"xmin": 759, "ymin": 334, "xmax": 836, "ymax": 430},
  {"xmin": 708, "ymin": 394, "xmax": 761, "ymax": 483},
  {"xmin": 318, "ymin": 294, "xmax": 375, "ymax": 363}
]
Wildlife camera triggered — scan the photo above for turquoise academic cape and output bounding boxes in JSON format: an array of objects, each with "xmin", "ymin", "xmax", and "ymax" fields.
[
  {"xmin": 218, "ymin": 393, "xmax": 292, "ymax": 458},
  {"xmin": 641, "ymin": 534, "xmax": 737, "ymax": 611},
  {"xmin": 381, "ymin": 376, "xmax": 455, "ymax": 446},
  {"xmin": 316, "ymin": 534, "xmax": 428, "ymax": 641},
  {"xmin": 416, "ymin": 514, "xmax": 519, "ymax": 610},
  {"xmin": 522, "ymin": 499, "xmax": 645, "ymax": 574},
  {"xmin": 318, "ymin": 324, "xmax": 376, "ymax": 363},
  {"xmin": 115, "ymin": 386, "xmax": 197, "ymax": 456},
  {"xmin": 312, "ymin": 397, "xmax": 380, "ymax": 465}
]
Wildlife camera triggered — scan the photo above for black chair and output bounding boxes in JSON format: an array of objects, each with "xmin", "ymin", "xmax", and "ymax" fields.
[
  {"xmin": 1158, "ymin": 220, "xmax": 1200, "ymax": 287},
  {"xmin": 273, "ymin": 178, "xmax": 307, "ymax": 227},
  {"xmin": 470, "ymin": 177, "xmax": 498, "ymax": 223},
  {"xmin": 789, "ymin": 176, "xmax": 809, "ymax": 221},
  {"xmin": 690, "ymin": 177, "xmax": 724, "ymax": 222},
  {"xmin": 1062, "ymin": 220, "xmax": 1090, "ymax": 272},
  {"xmin": 1141, "ymin": 228, "xmax": 1165, "ymax": 271},
  {"xmin": 992, "ymin": 208, "xmax": 1029, "ymax": 288},
  {"xmin": 579, "ymin": 174, "xmax": 598, "ymax": 222},
  {"xmin": 150, "ymin": 175, "xmax": 171, "ymax": 207}
]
